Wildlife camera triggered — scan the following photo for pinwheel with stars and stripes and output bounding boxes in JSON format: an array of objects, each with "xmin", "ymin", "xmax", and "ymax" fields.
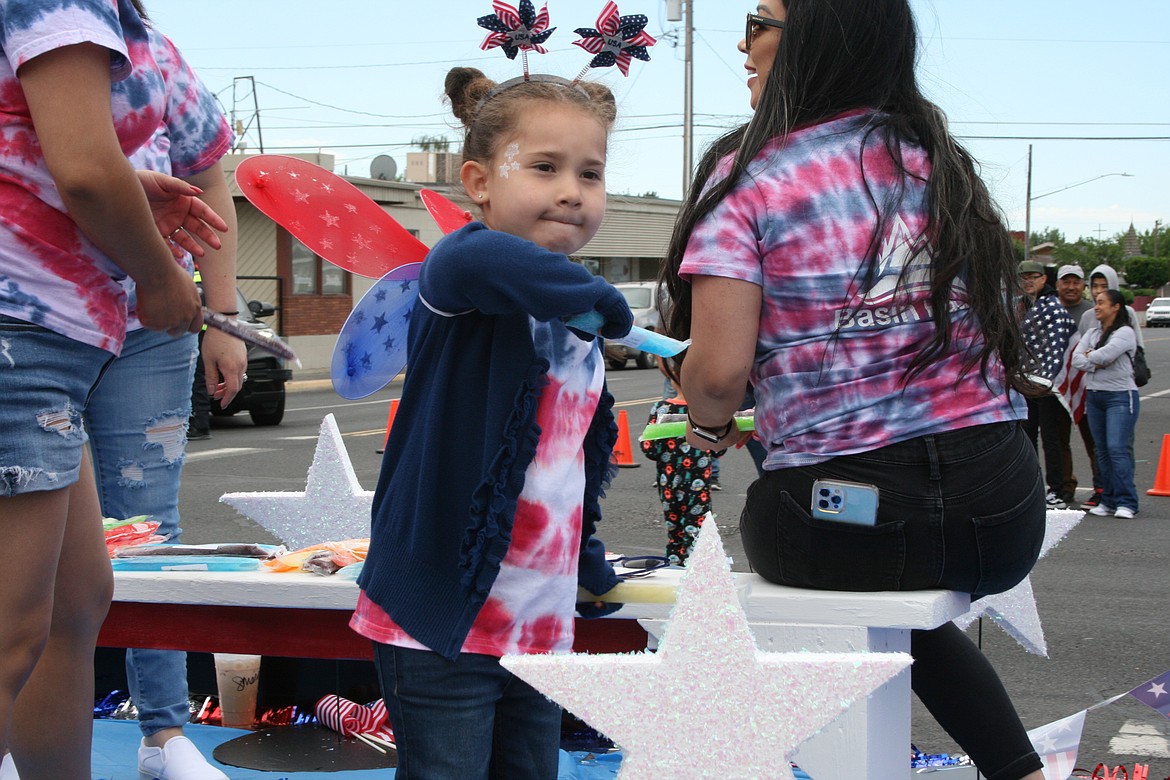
[
  {"xmin": 572, "ymin": 1, "xmax": 656, "ymax": 78},
  {"xmin": 477, "ymin": 0, "xmax": 555, "ymax": 76}
]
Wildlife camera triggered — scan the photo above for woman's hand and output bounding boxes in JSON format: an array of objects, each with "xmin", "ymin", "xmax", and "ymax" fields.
[
  {"xmin": 137, "ymin": 170, "xmax": 229, "ymax": 259},
  {"xmin": 134, "ymin": 261, "xmax": 204, "ymax": 336},
  {"xmin": 199, "ymin": 327, "xmax": 248, "ymax": 407}
]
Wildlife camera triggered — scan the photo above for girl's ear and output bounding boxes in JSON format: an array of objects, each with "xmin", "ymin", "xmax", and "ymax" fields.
[{"xmin": 461, "ymin": 160, "xmax": 490, "ymax": 205}]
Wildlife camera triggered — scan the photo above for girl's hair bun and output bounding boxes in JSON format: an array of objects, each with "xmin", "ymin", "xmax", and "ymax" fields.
[{"xmin": 445, "ymin": 67, "xmax": 497, "ymax": 126}]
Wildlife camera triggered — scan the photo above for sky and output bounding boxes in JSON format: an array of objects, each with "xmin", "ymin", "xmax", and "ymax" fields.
[{"xmin": 151, "ymin": 0, "xmax": 1170, "ymax": 245}]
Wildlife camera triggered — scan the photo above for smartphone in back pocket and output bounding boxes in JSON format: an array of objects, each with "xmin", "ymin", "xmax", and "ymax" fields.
[{"xmin": 810, "ymin": 479, "xmax": 879, "ymax": 526}]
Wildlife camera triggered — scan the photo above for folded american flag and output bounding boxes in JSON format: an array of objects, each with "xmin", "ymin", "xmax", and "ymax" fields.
[{"xmin": 1054, "ymin": 331, "xmax": 1087, "ymax": 424}]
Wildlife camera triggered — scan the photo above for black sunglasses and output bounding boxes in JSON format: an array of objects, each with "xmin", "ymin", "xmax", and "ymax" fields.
[
  {"xmin": 608, "ymin": 555, "xmax": 671, "ymax": 579},
  {"xmin": 745, "ymin": 13, "xmax": 786, "ymax": 52}
]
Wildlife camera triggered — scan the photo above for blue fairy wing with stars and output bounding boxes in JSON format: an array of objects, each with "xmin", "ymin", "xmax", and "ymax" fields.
[{"xmin": 331, "ymin": 263, "xmax": 421, "ymax": 400}]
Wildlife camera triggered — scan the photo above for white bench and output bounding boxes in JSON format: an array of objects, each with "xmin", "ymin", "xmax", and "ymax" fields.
[
  {"xmin": 628, "ymin": 574, "xmax": 969, "ymax": 780},
  {"xmin": 106, "ymin": 568, "xmax": 969, "ymax": 778}
]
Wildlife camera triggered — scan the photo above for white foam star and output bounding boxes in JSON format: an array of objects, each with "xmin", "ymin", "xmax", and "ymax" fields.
[
  {"xmin": 953, "ymin": 509, "xmax": 1083, "ymax": 656},
  {"xmin": 220, "ymin": 414, "xmax": 372, "ymax": 549},
  {"xmin": 501, "ymin": 521, "xmax": 910, "ymax": 779}
]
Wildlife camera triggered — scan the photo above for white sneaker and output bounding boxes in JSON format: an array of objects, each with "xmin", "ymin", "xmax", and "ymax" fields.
[
  {"xmin": 1115, "ymin": 507, "xmax": 1136, "ymax": 519},
  {"xmin": 1088, "ymin": 505, "xmax": 1113, "ymax": 516},
  {"xmin": 138, "ymin": 736, "xmax": 228, "ymax": 780},
  {"xmin": 0, "ymin": 753, "xmax": 19, "ymax": 780}
]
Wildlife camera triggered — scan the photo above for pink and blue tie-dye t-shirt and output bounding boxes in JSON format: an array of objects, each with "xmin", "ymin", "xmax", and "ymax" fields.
[
  {"xmin": 0, "ymin": 1, "xmax": 228, "ymax": 353},
  {"xmin": 678, "ymin": 109, "xmax": 1023, "ymax": 469},
  {"xmin": 122, "ymin": 29, "xmax": 232, "ymax": 331},
  {"xmin": 351, "ymin": 319, "xmax": 605, "ymax": 656}
]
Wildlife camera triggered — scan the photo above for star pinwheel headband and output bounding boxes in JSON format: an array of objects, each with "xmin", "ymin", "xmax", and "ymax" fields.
[{"xmin": 477, "ymin": 0, "xmax": 656, "ymax": 83}]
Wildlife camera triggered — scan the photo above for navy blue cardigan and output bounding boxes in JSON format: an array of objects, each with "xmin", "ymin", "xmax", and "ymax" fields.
[{"xmin": 357, "ymin": 223, "xmax": 633, "ymax": 661}]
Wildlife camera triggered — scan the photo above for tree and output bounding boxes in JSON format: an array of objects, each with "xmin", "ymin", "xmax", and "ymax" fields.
[
  {"xmin": 1122, "ymin": 256, "xmax": 1170, "ymax": 291},
  {"xmin": 411, "ymin": 135, "xmax": 451, "ymax": 153}
]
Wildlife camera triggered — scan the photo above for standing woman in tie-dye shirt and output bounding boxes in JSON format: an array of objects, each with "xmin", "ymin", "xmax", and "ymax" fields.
[
  {"xmin": 660, "ymin": 2, "xmax": 1047, "ymax": 780},
  {"xmin": 0, "ymin": 2, "xmax": 227, "ymax": 776}
]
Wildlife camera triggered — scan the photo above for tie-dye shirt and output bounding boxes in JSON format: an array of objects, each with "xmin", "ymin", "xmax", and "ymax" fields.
[
  {"xmin": 678, "ymin": 109, "xmax": 1023, "ymax": 469},
  {"xmin": 352, "ymin": 318, "xmax": 604, "ymax": 657},
  {"xmin": 122, "ymin": 29, "xmax": 232, "ymax": 331},
  {"xmin": 0, "ymin": 1, "xmax": 230, "ymax": 353}
]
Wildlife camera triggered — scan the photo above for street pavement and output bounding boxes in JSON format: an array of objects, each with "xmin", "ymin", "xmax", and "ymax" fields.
[{"xmin": 177, "ymin": 330, "xmax": 1170, "ymax": 776}]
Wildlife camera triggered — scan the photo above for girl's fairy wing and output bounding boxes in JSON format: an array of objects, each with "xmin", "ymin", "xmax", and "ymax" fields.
[
  {"xmin": 330, "ymin": 263, "xmax": 423, "ymax": 399},
  {"xmin": 420, "ymin": 188, "xmax": 473, "ymax": 235},
  {"xmin": 235, "ymin": 155, "xmax": 428, "ymax": 278}
]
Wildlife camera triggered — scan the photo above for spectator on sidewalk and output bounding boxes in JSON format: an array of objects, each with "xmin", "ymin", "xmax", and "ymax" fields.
[
  {"xmin": 1019, "ymin": 260, "xmax": 1077, "ymax": 509},
  {"xmin": 1055, "ymin": 264, "xmax": 1098, "ymax": 507},
  {"xmin": 1072, "ymin": 289, "xmax": 1140, "ymax": 518}
]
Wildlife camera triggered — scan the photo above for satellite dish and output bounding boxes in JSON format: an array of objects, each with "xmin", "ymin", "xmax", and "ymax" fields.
[{"xmin": 370, "ymin": 155, "xmax": 398, "ymax": 181}]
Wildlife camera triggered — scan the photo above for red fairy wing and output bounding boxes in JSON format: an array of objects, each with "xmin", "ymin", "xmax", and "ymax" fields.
[
  {"xmin": 420, "ymin": 189, "xmax": 473, "ymax": 235},
  {"xmin": 235, "ymin": 155, "xmax": 427, "ymax": 278}
]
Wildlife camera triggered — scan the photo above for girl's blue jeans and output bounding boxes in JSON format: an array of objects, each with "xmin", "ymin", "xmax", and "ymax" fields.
[
  {"xmin": 1085, "ymin": 389, "xmax": 1140, "ymax": 512},
  {"xmin": 374, "ymin": 643, "xmax": 562, "ymax": 780},
  {"xmin": 87, "ymin": 327, "xmax": 199, "ymax": 736}
]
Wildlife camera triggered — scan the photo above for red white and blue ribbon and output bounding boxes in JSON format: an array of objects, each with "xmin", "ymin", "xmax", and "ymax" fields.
[{"xmin": 573, "ymin": 1, "xmax": 656, "ymax": 77}]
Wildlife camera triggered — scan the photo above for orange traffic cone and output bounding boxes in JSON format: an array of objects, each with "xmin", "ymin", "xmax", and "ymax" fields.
[
  {"xmin": 376, "ymin": 399, "xmax": 400, "ymax": 454},
  {"xmin": 610, "ymin": 409, "xmax": 640, "ymax": 468},
  {"xmin": 1148, "ymin": 433, "xmax": 1170, "ymax": 496}
]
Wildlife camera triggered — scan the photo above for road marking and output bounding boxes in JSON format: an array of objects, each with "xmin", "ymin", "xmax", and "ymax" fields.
[
  {"xmin": 1143, "ymin": 388, "xmax": 1170, "ymax": 399},
  {"xmin": 291, "ymin": 397, "xmax": 393, "ymax": 413},
  {"xmin": 1109, "ymin": 719, "xmax": 1170, "ymax": 758},
  {"xmin": 615, "ymin": 396, "xmax": 664, "ymax": 408},
  {"xmin": 185, "ymin": 447, "xmax": 273, "ymax": 462}
]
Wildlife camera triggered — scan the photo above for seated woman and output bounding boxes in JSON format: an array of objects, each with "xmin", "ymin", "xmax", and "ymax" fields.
[{"xmin": 660, "ymin": 2, "xmax": 1046, "ymax": 779}]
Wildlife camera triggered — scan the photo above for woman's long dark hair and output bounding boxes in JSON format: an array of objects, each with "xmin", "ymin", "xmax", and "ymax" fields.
[
  {"xmin": 1095, "ymin": 289, "xmax": 1131, "ymax": 349},
  {"xmin": 659, "ymin": 0, "xmax": 1027, "ymax": 391}
]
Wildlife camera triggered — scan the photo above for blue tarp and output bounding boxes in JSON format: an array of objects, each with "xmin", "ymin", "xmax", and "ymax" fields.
[{"xmin": 92, "ymin": 720, "xmax": 812, "ymax": 779}]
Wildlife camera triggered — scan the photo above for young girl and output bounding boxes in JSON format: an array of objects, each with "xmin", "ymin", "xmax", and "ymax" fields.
[
  {"xmin": 350, "ymin": 66, "xmax": 632, "ymax": 780},
  {"xmin": 641, "ymin": 361, "xmax": 724, "ymax": 564},
  {"xmin": 1072, "ymin": 289, "xmax": 1140, "ymax": 518},
  {"xmin": 661, "ymin": 2, "xmax": 1046, "ymax": 779}
]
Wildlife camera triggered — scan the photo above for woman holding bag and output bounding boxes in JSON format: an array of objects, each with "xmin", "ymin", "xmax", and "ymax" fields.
[{"xmin": 1072, "ymin": 289, "xmax": 1140, "ymax": 518}]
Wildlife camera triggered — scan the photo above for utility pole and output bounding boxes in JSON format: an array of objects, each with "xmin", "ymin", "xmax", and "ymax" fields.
[
  {"xmin": 231, "ymin": 76, "xmax": 264, "ymax": 153},
  {"xmin": 1023, "ymin": 144, "xmax": 1033, "ymax": 260},
  {"xmin": 1155, "ymin": 219, "xmax": 1162, "ymax": 259},
  {"xmin": 667, "ymin": 0, "xmax": 694, "ymax": 195}
]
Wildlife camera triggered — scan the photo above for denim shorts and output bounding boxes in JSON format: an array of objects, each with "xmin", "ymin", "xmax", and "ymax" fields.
[
  {"xmin": 0, "ymin": 315, "xmax": 114, "ymax": 496},
  {"xmin": 741, "ymin": 421, "xmax": 1045, "ymax": 598}
]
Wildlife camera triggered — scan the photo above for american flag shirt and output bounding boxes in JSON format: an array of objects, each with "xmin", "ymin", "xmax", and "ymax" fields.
[
  {"xmin": 0, "ymin": 1, "xmax": 229, "ymax": 353},
  {"xmin": 351, "ymin": 318, "xmax": 604, "ymax": 657},
  {"xmin": 678, "ymin": 109, "xmax": 1024, "ymax": 469}
]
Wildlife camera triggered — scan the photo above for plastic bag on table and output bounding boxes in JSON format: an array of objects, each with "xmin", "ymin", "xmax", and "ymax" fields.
[
  {"xmin": 103, "ymin": 516, "xmax": 166, "ymax": 557},
  {"xmin": 262, "ymin": 539, "xmax": 369, "ymax": 575}
]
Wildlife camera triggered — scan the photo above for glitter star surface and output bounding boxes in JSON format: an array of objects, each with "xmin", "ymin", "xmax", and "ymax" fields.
[
  {"xmin": 501, "ymin": 521, "xmax": 911, "ymax": 779},
  {"xmin": 220, "ymin": 414, "xmax": 372, "ymax": 549},
  {"xmin": 953, "ymin": 509, "xmax": 1083, "ymax": 656}
]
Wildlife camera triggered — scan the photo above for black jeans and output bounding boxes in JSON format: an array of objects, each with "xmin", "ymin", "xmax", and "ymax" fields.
[
  {"xmin": 741, "ymin": 421, "xmax": 1045, "ymax": 780},
  {"xmin": 1024, "ymin": 394, "xmax": 1075, "ymax": 500}
]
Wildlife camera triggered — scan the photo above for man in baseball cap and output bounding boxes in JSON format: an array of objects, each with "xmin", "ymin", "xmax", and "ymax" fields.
[
  {"xmin": 1053, "ymin": 264, "xmax": 1097, "ymax": 507},
  {"xmin": 1018, "ymin": 258, "xmax": 1076, "ymax": 509}
]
